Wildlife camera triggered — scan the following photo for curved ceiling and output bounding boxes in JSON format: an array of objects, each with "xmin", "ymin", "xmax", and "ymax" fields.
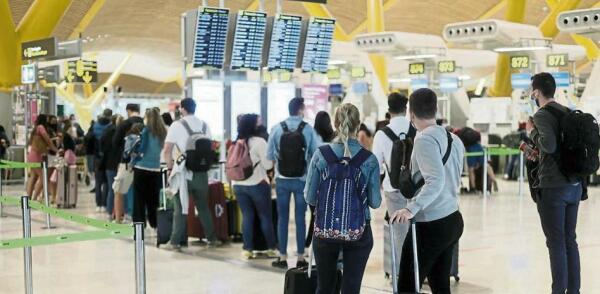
[{"xmin": 9, "ymin": 0, "xmax": 600, "ymax": 91}]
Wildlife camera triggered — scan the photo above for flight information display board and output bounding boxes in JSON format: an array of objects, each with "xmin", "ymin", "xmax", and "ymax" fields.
[
  {"xmin": 267, "ymin": 14, "xmax": 303, "ymax": 72},
  {"xmin": 192, "ymin": 7, "xmax": 230, "ymax": 69},
  {"xmin": 301, "ymin": 17, "xmax": 335, "ymax": 73},
  {"xmin": 231, "ymin": 10, "xmax": 267, "ymax": 71}
]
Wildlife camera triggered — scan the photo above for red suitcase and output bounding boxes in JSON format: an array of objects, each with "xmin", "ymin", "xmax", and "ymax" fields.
[{"xmin": 187, "ymin": 181, "xmax": 229, "ymax": 241}]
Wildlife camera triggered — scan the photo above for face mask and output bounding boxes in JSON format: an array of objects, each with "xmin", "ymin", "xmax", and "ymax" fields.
[{"xmin": 531, "ymin": 91, "xmax": 540, "ymax": 107}]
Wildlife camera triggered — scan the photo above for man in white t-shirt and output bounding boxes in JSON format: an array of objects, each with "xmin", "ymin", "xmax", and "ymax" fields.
[
  {"xmin": 162, "ymin": 98, "xmax": 219, "ymax": 250},
  {"xmin": 372, "ymin": 92, "xmax": 412, "ymax": 265}
]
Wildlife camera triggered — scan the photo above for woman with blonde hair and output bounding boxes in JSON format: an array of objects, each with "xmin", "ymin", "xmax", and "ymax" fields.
[
  {"xmin": 132, "ymin": 108, "xmax": 167, "ymax": 228},
  {"xmin": 305, "ymin": 103, "xmax": 382, "ymax": 294}
]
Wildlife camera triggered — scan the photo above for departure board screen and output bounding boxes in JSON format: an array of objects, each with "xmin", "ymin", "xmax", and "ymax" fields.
[
  {"xmin": 192, "ymin": 7, "xmax": 229, "ymax": 69},
  {"xmin": 267, "ymin": 14, "xmax": 303, "ymax": 72},
  {"xmin": 301, "ymin": 17, "xmax": 335, "ymax": 73},
  {"xmin": 231, "ymin": 10, "xmax": 267, "ymax": 71}
]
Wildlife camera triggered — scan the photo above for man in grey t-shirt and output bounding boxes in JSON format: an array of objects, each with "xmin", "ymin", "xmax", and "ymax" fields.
[{"xmin": 391, "ymin": 88, "xmax": 465, "ymax": 293}]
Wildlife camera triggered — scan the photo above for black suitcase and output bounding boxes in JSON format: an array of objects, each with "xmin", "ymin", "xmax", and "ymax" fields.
[
  {"xmin": 156, "ymin": 168, "xmax": 173, "ymax": 247},
  {"xmin": 253, "ymin": 198, "xmax": 278, "ymax": 251},
  {"xmin": 283, "ymin": 267, "xmax": 341, "ymax": 294}
]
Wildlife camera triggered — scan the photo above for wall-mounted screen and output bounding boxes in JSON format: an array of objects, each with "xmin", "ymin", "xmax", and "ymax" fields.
[
  {"xmin": 192, "ymin": 80, "xmax": 224, "ymax": 139},
  {"xmin": 266, "ymin": 14, "xmax": 303, "ymax": 72},
  {"xmin": 300, "ymin": 17, "xmax": 335, "ymax": 73},
  {"xmin": 192, "ymin": 7, "xmax": 229, "ymax": 69},
  {"xmin": 231, "ymin": 81, "xmax": 261, "ymax": 139},
  {"xmin": 230, "ymin": 10, "xmax": 267, "ymax": 71}
]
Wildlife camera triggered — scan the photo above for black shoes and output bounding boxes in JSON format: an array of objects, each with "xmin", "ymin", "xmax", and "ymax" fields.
[
  {"xmin": 271, "ymin": 258, "xmax": 288, "ymax": 269},
  {"xmin": 296, "ymin": 259, "xmax": 309, "ymax": 268}
]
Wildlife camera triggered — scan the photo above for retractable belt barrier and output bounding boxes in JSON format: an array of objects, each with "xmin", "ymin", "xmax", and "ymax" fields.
[
  {"xmin": 462, "ymin": 147, "xmax": 524, "ymax": 198},
  {"xmin": 0, "ymin": 160, "xmax": 41, "ymax": 169},
  {"xmin": 0, "ymin": 195, "xmax": 146, "ymax": 294}
]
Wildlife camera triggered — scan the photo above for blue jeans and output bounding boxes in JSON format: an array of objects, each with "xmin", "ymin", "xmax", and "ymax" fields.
[
  {"xmin": 105, "ymin": 170, "xmax": 117, "ymax": 217},
  {"xmin": 234, "ymin": 182, "xmax": 277, "ymax": 251},
  {"xmin": 537, "ymin": 183, "xmax": 582, "ymax": 294},
  {"xmin": 275, "ymin": 178, "xmax": 307, "ymax": 255}
]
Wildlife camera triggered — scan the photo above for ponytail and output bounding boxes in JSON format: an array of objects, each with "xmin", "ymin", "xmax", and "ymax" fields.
[{"xmin": 333, "ymin": 103, "xmax": 361, "ymax": 157}]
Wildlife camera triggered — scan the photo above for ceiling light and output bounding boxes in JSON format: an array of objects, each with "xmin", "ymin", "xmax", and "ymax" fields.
[
  {"xmin": 493, "ymin": 46, "xmax": 550, "ymax": 53},
  {"xmin": 394, "ymin": 54, "xmax": 437, "ymax": 60},
  {"xmin": 328, "ymin": 60, "xmax": 347, "ymax": 65}
]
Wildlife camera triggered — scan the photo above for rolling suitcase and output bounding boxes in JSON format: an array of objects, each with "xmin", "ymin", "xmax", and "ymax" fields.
[
  {"xmin": 283, "ymin": 241, "xmax": 341, "ymax": 294},
  {"xmin": 57, "ymin": 165, "xmax": 77, "ymax": 208},
  {"xmin": 187, "ymin": 181, "xmax": 229, "ymax": 241},
  {"xmin": 450, "ymin": 243, "xmax": 460, "ymax": 282},
  {"xmin": 395, "ymin": 219, "xmax": 423, "ymax": 294},
  {"xmin": 156, "ymin": 168, "xmax": 173, "ymax": 247}
]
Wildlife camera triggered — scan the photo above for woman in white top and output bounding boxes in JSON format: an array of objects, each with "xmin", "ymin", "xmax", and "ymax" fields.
[{"xmin": 232, "ymin": 114, "xmax": 277, "ymax": 259}]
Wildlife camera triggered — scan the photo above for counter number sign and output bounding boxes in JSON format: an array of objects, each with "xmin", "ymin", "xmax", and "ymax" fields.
[
  {"xmin": 409, "ymin": 62, "xmax": 425, "ymax": 75},
  {"xmin": 437, "ymin": 60, "xmax": 455, "ymax": 73},
  {"xmin": 510, "ymin": 56, "xmax": 529, "ymax": 69},
  {"xmin": 547, "ymin": 54, "xmax": 568, "ymax": 68}
]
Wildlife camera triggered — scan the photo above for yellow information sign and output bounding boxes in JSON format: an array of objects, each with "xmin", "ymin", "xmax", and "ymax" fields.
[
  {"xmin": 437, "ymin": 60, "xmax": 456, "ymax": 73},
  {"xmin": 66, "ymin": 60, "xmax": 98, "ymax": 83},
  {"xmin": 327, "ymin": 68, "xmax": 341, "ymax": 79},
  {"xmin": 351, "ymin": 67, "xmax": 366, "ymax": 78},
  {"xmin": 510, "ymin": 56, "xmax": 530, "ymax": 69},
  {"xmin": 409, "ymin": 62, "xmax": 425, "ymax": 75},
  {"xmin": 547, "ymin": 54, "xmax": 568, "ymax": 68}
]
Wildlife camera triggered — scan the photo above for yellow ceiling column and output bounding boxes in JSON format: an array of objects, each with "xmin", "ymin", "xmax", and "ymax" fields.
[
  {"xmin": 367, "ymin": 0, "xmax": 389, "ymax": 95},
  {"xmin": 0, "ymin": 1, "xmax": 19, "ymax": 87},
  {"xmin": 16, "ymin": 0, "xmax": 73, "ymax": 41},
  {"xmin": 302, "ymin": 3, "xmax": 351, "ymax": 41},
  {"xmin": 489, "ymin": 0, "xmax": 526, "ymax": 97},
  {"xmin": 68, "ymin": 0, "xmax": 106, "ymax": 40},
  {"xmin": 540, "ymin": 0, "xmax": 581, "ymax": 38}
]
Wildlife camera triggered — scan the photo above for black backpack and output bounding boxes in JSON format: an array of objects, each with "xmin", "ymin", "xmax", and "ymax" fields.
[
  {"xmin": 544, "ymin": 104, "xmax": 600, "ymax": 179},
  {"xmin": 180, "ymin": 120, "xmax": 216, "ymax": 172},
  {"xmin": 278, "ymin": 122, "xmax": 307, "ymax": 177},
  {"xmin": 381, "ymin": 124, "xmax": 417, "ymax": 190},
  {"xmin": 396, "ymin": 130, "xmax": 453, "ymax": 199}
]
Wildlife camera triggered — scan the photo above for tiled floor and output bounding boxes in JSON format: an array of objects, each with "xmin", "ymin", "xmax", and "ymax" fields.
[{"xmin": 1, "ymin": 179, "xmax": 599, "ymax": 293}]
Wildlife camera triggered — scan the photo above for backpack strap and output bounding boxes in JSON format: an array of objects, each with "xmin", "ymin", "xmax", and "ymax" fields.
[
  {"xmin": 319, "ymin": 145, "xmax": 338, "ymax": 164},
  {"xmin": 296, "ymin": 122, "xmax": 307, "ymax": 133},
  {"xmin": 381, "ymin": 127, "xmax": 400, "ymax": 142},
  {"xmin": 280, "ymin": 122, "xmax": 290, "ymax": 133},
  {"xmin": 441, "ymin": 131, "xmax": 453, "ymax": 165},
  {"xmin": 350, "ymin": 148, "xmax": 372, "ymax": 168},
  {"xmin": 407, "ymin": 123, "xmax": 417, "ymax": 139}
]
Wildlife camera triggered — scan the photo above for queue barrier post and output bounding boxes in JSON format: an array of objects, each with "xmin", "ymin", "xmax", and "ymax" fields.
[
  {"xmin": 0, "ymin": 168, "xmax": 4, "ymax": 217},
  {"xmin": 41, "ymin": 156, "xmax": 54, "ymax": 229},
  {"xmin": 483, "ymin": 149, "xmax": 488, "ymax": 198},
  {"xmin": 21, "ymin": 196, "xmax": 33, "ymax": 294},
  {"xmin": 134, "ymin": 222, "xmax": 146, "ymax": 294},
  {"xmin": 518, "ymin": 151, "xmax": 524, "ymax": 198}
]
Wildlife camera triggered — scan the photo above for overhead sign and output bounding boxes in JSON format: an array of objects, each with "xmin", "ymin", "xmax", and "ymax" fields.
[
  {"xmin": 266, "ymin": 14, "xmax": 303, "ymax": 72},
  {"xmin": 437, "ymin": 60, "xmax": 456, "ymax": 73},
  {"xmin": 21, "ymin": 37, "xmax": 57, "ymax": 60},
  {"xmin": 66, "ymin": 60, "xmax": 98, "ymax": 83},
  {"xmin": 511, "ymin": 72, "xmax": 532, "ymax": 89},
  {"xmin": 301, "ymin": 17, "xmax": 336, "ymax": 73},
  {"xmin": 439, "ymin": 77, "xmax": 459, "ymax": 92},
  {"xmin": 193, "ymin": 7, "xmax": 230, "ymax": 69},
  {"xmin": 552, "ymin": 72, "xmax": 570, "ymax": 88},
  {"xmin": 409, "ymin": 62, "xmax": 425, "ymax": 75},
  {"xmin": 21, "ymin": 64, "xmax": 37, "ymax": 84},
  {"xmin": 410, "ymin": 78, "xmax": 428, "ymax": 90},
  {"xmin": 351, "ymin": 66, "xmax": 366, "ymax": 78},
  {"xmin": 510, "ymin": 56, "xmax": 530, "ymax": 69},
  {"xmin": 327, "ymin": 68, "xmax": 341, "ymax": 79},
  {"xmin": 287, "ymin": 0, "xmax": 327, "ymax": 3},
  {"xmin": 231, "ymin": 10, "xmax": 268, "ymax": 71},
  {"xmin": 547, "ymin": 54, "xmax": 568, "ymax": 68}
]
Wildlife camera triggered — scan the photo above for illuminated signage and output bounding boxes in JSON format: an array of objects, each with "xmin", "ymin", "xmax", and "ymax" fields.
[
  {"xmin": 301, "ymin": 17, "xmax": 335, "ymax": 73},
  {"xmin": 510, "ymin": 56, "xmax": 530, "ymax": 69},
  {"xmin": 193, "ymin": 7, "xmax": 230, "ymax": 69},
  {"xmin": 66, "ymin": 60, "xmax": 98, "ymax": 83},
  {"xmin": 437, "ymin": 60, "xmax": 456, "ymax": 73},
  {"xmin": 266, "ymin": 14, "xmax": 303, "ymax": 72},
  {"xmin": 21, "ymin": 64, "xmax": 36, "ymax": 84},
  {"xmin": 21, "ymin": 37, "xmax": 57, "ymax": 60},
  {"xmin": 351, "ymin": 66, "xmax": 366, "ymax": 78},
  {"xmin": 409, "ymin": 62, "xmax": 425, "ymax": 75},
  {"xmin": 547, "ymin": 54, "xmax": 568, "ymax": 68},
  {"xmin": 327, "ymin": 68, "xmax": 341, "ymax": 79}
]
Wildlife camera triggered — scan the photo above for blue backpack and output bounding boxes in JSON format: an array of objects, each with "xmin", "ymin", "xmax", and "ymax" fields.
[{"xmin": 314, "ymin": 145, "xmax": 372, "ymax": 242}]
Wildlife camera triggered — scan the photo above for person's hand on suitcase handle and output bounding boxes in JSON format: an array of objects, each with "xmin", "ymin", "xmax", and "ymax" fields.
[{"xmin": 390, "ymin": 208, "xmax": 414, "ymax": 224}]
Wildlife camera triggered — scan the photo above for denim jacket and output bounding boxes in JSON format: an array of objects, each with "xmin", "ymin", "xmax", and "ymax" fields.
[
  {"xmin": 134, "ymin": 128, "xmax": 163, "ymax": 170},
  {"xmin": 304, "ymin": 139, "xmax": 382, "ymax": 220},
  {"xmin": 267, "ymin": 116, "xmax": 319, "ymax": 181}
]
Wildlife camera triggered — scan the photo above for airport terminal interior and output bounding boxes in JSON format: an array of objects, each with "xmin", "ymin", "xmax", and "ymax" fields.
[{"xmin": 2, "ymin": 0, "xmax": 600, "ymax": 293}]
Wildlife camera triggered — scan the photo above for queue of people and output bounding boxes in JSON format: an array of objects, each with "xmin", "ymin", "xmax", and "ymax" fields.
[{"xmin": 14, "ymin": 71, "xmax": 588, "ymax": 294}]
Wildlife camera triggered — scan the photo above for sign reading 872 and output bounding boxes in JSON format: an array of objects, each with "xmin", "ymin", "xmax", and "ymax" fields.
[{"xmin": 510, "ymin": 56, "xmax": 530, "ymax": 69}]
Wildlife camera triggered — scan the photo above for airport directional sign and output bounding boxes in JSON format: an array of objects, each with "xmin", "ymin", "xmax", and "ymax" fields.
[
  {"xmin": 510, "ymin": 56, "xmax": 530, "ymax": 69},
  {"xmin": 437, "ymin": 60, "xmax": 456, "ymax": 73},
  {"xmin": 66, "ymin": 60, "xmax": 98, "ymax": 83},
  {"xmin": 409, "ymin": 62, "xmax": 425, "ymax": 75},
  {"xmin": 547, "ymin": 54, "xmax": 568, "ymax": 68}
]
